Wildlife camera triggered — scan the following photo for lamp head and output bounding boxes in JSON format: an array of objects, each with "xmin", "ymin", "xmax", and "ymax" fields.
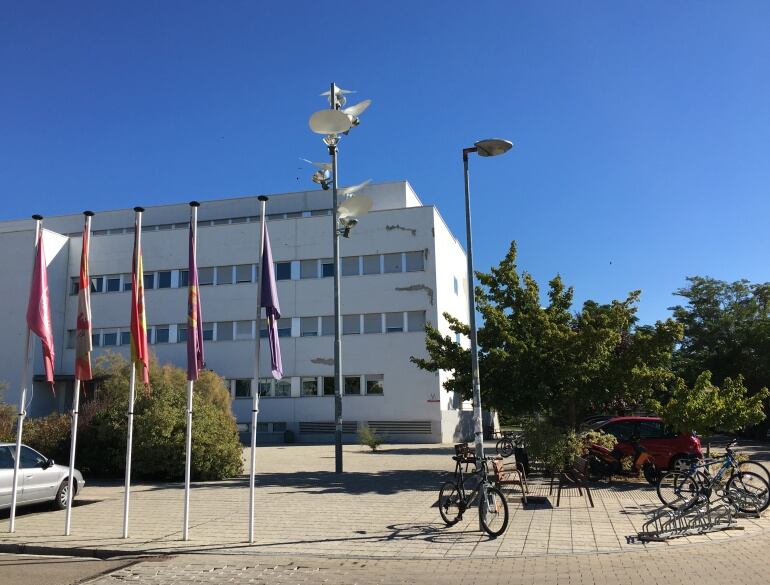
[
  {"xmin": 339, "ymin": 217, "xmax": 358, "ymax": 238},
  {"xmin": 474, "ymin": 138, "xmax": 513, "ymax": 157}
]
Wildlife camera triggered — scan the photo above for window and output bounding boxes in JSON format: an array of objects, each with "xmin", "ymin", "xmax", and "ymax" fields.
[
  {"xmin": 366, "ymin": 374, "xmax": 384, "ymax": 395},
  {"xmin": 300, "ymin": 317, "xmax": 318, "ymax": 337},
  {"xmin": 267, "ymin": 213, "xmax": 284, "ymax": 221},
  {"xmin": 455, "ymin": 332, "xmax": 462, "ymax": 345},
  {"xmin": 90, "ymin": 276, "xmax": 104, "ymax": 293},
  {"xmin": 385, "ymin": 312, "xmax": 404, "ymax": 333},
  {"xmin": 231, "ymin": 216, "xmax": 247, "ymax": 224},
  {"xmin": 301, "ymin": 377, "xmax": 319, "ymax": 396},
  {"xmin": 20, "ymin": 446, "xmax": 47, "ymax": 468},
  {"xmin": 258, "ymin": 378, "xmax": 272, "ymax": 397},
  {"xmin": 638, "ymin": 420, "xmax": 664, "ymax": 439},
  {"xmin": 275, "ymin": 262, "xmax": 291, "ymax": 280},
  {"xmin": 106, "ymin": 275, "xmax": 121, "ymax": 292},
  {"xmin": 177, "ymin": 325, "xmax": 188, "ymax": 343},
  {"xmin": 235, "ymin": 264, "xmax": 252, "ymax": 283},
  {"xmin": 143, "ymin": 273, "xmax": 154, "ymax": 290},
  {"xmin": 383, "ymin": 253, "xmax": 402, "ymax": 273},
  {"xmin": 158, "ymin": 223, "xmax": 172, "ymax": 231},
  {"xmin": 453, "ymin": 276, "xmax": 459, "ymax": 295},
  {"xmin": 363, "ymin": 313, "xmax": 382, "ymax": 334},
  {"xmin": 277, "ymin": 318, "xmax": 292, "ymax": 337},
  {"xmin": 103, "ymin": 331, "xmax": 118, "ymax": 347},
  {"xmin": 603, "ymin": 421, "xmax": 636, "ymax": 442},
  {"xmin": 341, "ymin": 257, "xmax": 359, "ymax": 276},
  {"xmin": 275, "ymin": 379, "xmax": 291, "ymax": 397},
  {"xmin": 157, "ymin": 271, "xmax": 172, "ymax": 289},
  {"xmin": 235, "ymin": 320, "xmax": 252, "ymax": 340},
  {"xmin": 213, "ymin": 218, "xmax": 230, "ymax": 225},
  {"xmin": 406, "ymin": 251, "xmax": 424, "ymax": 272},
  {"xmin": 300, "ymin": 260, "xmax": 318, "ymax": 279},
  {"xmin": 343, "ymin": 315, "xmax": 360, "ymax": 335},
  {"xmin": 154, "ymin": 326, "xmax": 169, "ymax": 344},
  {"xmin": 217, "ymin": 266, "xmax": 233, "ymax": 285},
  {"xmin": 234, "ymin": 379, "xmax": 251, "ymax": 398},
  {"xmin": 70, "ymin": 277, "xmax": 79, "ymax": 295},
  {"xmin": 323, "ymin": 376, "xmax": 336, "ymax": 396},
  {"xmin": 179, "ymin": 270, "xmax": 189, "ymax": 287},
  {"xmin": 65, "ymin": 330, "xmax": 76, "ymax": 349},
  {"xmin": 362, "ymin": 255, "xmax": 380, "ymax": 275},
  {"xmin": 311, "ymin": 209, "xmax": 330, "ymax": 216},
  {"xmin": 203, "ymin": 323, "xmax": 214, "ymax": 341},
  {"xmin": 256, "ymin": 422, "xmax": 269, "ymax": 432},
  {"xmin": 286, "ymin": 211, "xmax": 302, "ymax": 219},
  {"xmin": 407, "ymin": 311, "xmax": 426, "ymax": 332},
  {"xmin": 321, "ymin": 316, "xmax": 334, "ymax": 336},
  {"xmin": 199, "ymin": 267, "xmax": 214, "ymax": 286},
  {"xmin": 123, "ymin": 275, "xmax": 132, "ymax": 292},
  {"xmin": 217, "ymin": 321, "xmax": 234, "ymax": 341},
  {"xmin": 236, "ymin": 423, "xmax": 249, "ymax": 433},
  {"xmin": 121, "ymin": 331, "xmax": 131, "ymax": 346},
  {"xmin": 272, "ymin": 422, "xmax": 287, "ymax": 432},
  {"xmin": 0, "ymin": 446, "xmax": 14, "ymax": 470},
  {"xmin": 344, "ymin": 376, "xmax": 361, "ymax": 395},
  {"xmin": 92, "ymin": 332, "xmax": 101, "ymax": 347},
  {"xmin": 321, "ymin": 259, "xmax": 334, "ymax": 277}
]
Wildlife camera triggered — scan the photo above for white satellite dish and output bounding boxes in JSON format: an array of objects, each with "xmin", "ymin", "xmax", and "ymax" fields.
[
  {"xmin": 309, "ymin": 109, "xmax": 352, "ymax": 135},
  {"xmin": 321, "ymin": 86, "xmax": 355, "ymax": 107},
  {"xmin": 338, "ymin": 194, "xmax": 373, "ymax": 220},
  {"xmin": 301, "ymin": 158, "xmax": 332, "ymax": 171}
]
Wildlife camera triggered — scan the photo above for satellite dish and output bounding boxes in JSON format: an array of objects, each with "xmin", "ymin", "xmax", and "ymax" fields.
[
  {"xmin": 342, "ymin": 99, "xmax": 371, "ymax": 118},
  {"xmin": 309, "ymin": 109, "xmax": 352, "ymax": 135},
  {"xmin": 338, "ymin": 194, "xmax": 373, "ymax": 219},
  {"xmin": 301, "ymin": 158, "xmax": 332, "ymax": 171},
  {"xmin": 338, "ymin": 179, "xmax": 372, "ymax": 197},
  {"xmin": 321, "ymin": 86, "xmax": 355, "ymax": 107}
]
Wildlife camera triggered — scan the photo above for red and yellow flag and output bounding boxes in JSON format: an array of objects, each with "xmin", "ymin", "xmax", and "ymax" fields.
[{"xmin": 130, "ymin": 213, "xmax": 149, "ymax": 385}]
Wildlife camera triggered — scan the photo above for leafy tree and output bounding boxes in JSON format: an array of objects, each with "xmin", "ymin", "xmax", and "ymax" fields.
[
  {"xmin": 649, "ymin": 371, "xmax": 768, "ymax": 451},
  {"xmin": 412, "ymin": 242, "xmax": 682, "ymax": 428}
]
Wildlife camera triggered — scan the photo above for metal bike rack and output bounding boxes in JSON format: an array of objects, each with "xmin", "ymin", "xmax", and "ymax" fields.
[{"xmin": 637, "ymin": 495, "xmax": 745, "ymax": 542}]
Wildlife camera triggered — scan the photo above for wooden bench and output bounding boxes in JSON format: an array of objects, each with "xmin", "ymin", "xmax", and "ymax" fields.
[
  {"xmin": 492, "ymin": 458, "xmax": 529, "ymax": 503},
  {"xmin": 549, "ymin": 456, "xmax": 594, "ymax": 508}
]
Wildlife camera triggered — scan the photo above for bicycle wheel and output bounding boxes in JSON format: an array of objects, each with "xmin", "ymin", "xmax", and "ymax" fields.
[
  {"xmin": 657, "ymin": 472, "xmax": 700, "ymax": 510},
  {"xmin": 479, "ymin": 485, "xmax": 509, "ymax": 538},
  {"xmin": 737, "ymin": 460, "xmax": 770, "ymax": 486},
  {"xmin": 496, "ymin": 439, "xmax": 514, "ymax": 458},
  {"xmin": 438, "ymin": 481, "xmax": 463, "ymax": 526},
  {"xmin": 726, "ymin": 471, "xmax": 770, "ymax": 514}
]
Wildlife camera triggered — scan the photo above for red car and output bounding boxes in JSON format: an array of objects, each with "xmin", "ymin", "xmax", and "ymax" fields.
[{"xmin": 593, "ymin": 416, "xmax": 702, "ymax": 472}]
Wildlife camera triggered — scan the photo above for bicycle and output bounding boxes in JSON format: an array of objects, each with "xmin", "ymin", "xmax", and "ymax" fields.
[
  {"xmin": 495, "ymin": 431, "xmax": 523, "ymax": 459},
  {"xmin": 657, "ymin": 440, "xmax": 770, "ymax": 514},
  {"xmin": 438, "ymin": 453, "xmax": 509, "ymax": 538}
]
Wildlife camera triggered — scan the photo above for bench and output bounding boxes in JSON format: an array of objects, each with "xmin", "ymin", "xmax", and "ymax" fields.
[
  {"xmin": 492, "ymin": 458, "xmax": 529, "ymax": 503},
  {"xmin": 549, "ymin": 455, "xmax": 594, "ymax": 508}
]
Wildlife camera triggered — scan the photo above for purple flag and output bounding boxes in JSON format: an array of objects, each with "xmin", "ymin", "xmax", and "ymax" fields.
[
  {"xmin": 186, "ymin": 217, "xmax": 204, "ymax": 381},
  {"xmin": 260, "ymin": 225, "xmax": 282, "ymax": 379}
]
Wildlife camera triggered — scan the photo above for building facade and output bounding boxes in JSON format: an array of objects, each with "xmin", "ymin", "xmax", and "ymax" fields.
[{"xmin": 0, "ymin": 181, "xmax": 480, "ymax": 443}]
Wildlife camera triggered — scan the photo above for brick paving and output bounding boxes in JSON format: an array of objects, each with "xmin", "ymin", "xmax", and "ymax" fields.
[{"xmin": 0, "ymin": 442, "xmax": 768, "ymax": 565}]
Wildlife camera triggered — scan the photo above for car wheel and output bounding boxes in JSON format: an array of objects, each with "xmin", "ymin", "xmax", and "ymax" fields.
[
  {"xmin": 669, "ymin": 456, "xmax": 694, "ymax": 473},
  {"xmin": 54, "ymin": 479, "xmax": 74, "ymax": 511}
]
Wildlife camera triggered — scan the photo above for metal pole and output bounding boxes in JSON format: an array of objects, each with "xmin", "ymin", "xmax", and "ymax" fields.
[
  {"xmin": 64, "ymin": 379, "xmax": 81, "ymax": 535},
  {"xmin": 249, "ymin": 195, "xmax": 268, "ymax": 543},
  {"xmin": 463, "ymin": 151, "xmax": 485, "ymax": 531},
  {"xmin": 9, "ymin": 215, "xmax": 42, "ymax": 533},
  {"xmin": 330, "ymin": 82, "xmax": 344, "ymax": 474},
  {"xmin": 182, "ymin": 202, "xmax": 198, "ymax": 541}
]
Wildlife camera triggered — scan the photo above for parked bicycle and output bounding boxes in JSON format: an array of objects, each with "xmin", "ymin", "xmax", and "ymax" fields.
[
  {"xmin": 495, "ymin": 431, "xmax": 523, "ymax": 459},
  {"xmin": 657, "ymin": 440, "xmax": 770, "ymax": 514},
  {"xmin": 438, "ymin": 449, "xmax": 509, "ymax": 538}
]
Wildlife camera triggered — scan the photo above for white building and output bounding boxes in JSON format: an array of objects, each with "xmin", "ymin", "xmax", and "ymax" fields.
[{"xmin": 0, "ymin": 181, "xmax": 483, "ymax": 443}]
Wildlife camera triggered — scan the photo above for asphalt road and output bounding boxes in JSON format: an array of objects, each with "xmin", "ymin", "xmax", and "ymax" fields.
[{"xmin": 0, "ymin": 554, "xmax": 137, "ymax": 585}]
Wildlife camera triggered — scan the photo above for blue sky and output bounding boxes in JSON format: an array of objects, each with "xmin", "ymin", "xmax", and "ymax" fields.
[{"xmin": 2, "ymin": 1, "xmax": 769, "ymax": 325}]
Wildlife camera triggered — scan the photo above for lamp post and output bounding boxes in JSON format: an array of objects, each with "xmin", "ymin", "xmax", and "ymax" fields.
[
  {"xmin": 308, "ymin": 83, "xmax": 372, "ymax": 473},
  {"xmin": 462, "ymin": 138, "xmax": 513, "ymax": 479}
]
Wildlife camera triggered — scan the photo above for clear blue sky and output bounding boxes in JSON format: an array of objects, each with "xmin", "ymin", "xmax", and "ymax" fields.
[{"xmin": 2, "ymin": 1, "xmax": 769, "ymax": 325}]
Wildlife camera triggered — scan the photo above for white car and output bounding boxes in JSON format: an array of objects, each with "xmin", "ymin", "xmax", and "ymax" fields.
[{"xmin": 0, "ymin": 443, "xmax": 85, "ymax": 511}]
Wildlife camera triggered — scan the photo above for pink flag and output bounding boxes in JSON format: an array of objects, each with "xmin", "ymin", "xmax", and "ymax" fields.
[
  {"xmin": 260, "ymin": 225, "xmax": 282, "ymax": 379},
  {"xmin": 26, "ymin": 229, "xmax": 55, "ymax": 386}
]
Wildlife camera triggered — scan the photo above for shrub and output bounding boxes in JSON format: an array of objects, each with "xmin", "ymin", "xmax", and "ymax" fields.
[
  {"xmin": 522, "ymin": 419, "xmax": 584, "ymax": 475},
  {"xmin": 358, "ymin": 425, "xmax": 383, "ymax": 451},
  {"xmin": 580, "ymin": 430, "xmax": 617, "ymax": 452}
]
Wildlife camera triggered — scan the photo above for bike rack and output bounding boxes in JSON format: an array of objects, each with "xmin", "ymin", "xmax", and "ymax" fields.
[{"xmin": 637, "ymin": 495, "xmax": 745, "ymax": 542}]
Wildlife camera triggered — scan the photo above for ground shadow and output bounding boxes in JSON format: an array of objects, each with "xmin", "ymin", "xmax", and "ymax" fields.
[{"xmin": 0, "ymin": 498, "xmax": 102, "ymax": 520}]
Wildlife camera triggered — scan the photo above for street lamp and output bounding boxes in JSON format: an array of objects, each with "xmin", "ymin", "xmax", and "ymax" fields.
[
  {"xmin": 308, "ymin": 83, "xmax": 372, "ymax": 473},
  {"xmin": 462, "ymin": 138, "xmax": 513, "ymax": 477}
]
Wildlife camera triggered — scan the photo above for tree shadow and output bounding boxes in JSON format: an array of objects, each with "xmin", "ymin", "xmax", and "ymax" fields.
[{"xmin": 0, "ymin": 498, "xmax": 103, "ymax": 520}]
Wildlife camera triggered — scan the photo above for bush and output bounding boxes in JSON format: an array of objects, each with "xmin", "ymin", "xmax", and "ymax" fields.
[
  {"xmin": 522, "ymin": 419, "xmax": 583, "ymax": 475},
  {"xmin": 358, "ymin": 425, "xmax": 383, "ymax": 451},
  {"xmin": 580, "ymin": 430, "xmax": 617, "ymax": 452}
]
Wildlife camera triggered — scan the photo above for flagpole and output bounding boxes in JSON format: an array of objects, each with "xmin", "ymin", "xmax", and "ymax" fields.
[
  {"xmin": 65, "ymin": 210, "xmax": 94, "ymax": 536},
  {"xmin": 248, "ymin": 195, "xmax": 268, "ymax": 544},
  {"xmin": 9, "ymin": 214, "xmax": 42, "ymax": 533},
  {"xmin": 123, "ymin": 206, "xmax": 144, "ymax": 539},
  {"xmin": 183, "ymin": 201, "xmax": 200, "ymax": 541}
]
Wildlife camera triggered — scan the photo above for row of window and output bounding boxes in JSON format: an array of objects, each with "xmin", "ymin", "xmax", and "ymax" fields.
[
  {"xmin": 227, "ymin": 374, "xmax": 384, "ymax": 399},
  {"xmin": 65, "ymin": 311, "xmax": 427, "ymax": 348},
  {"xmin": 69, "ymin": 252, "xmax": 426, "ymax": 295},
  {"xmin": 68, "ymin": 209, "xmax": 336, "ymax": 237}
]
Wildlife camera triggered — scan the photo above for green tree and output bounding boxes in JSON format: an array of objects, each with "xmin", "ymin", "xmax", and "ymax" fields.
[
  {"xmin": 411, "ymin": 242, "xmax": 682, "ymax": 428},
  {"xmin": 650, "ymin": 371, "xmax": 768, "ymax": 449}
]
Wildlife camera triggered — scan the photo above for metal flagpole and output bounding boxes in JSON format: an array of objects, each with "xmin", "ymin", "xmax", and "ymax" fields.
[
  {"xmin": 123, "ymin": 206, "xmax": 143, "ymax": 539},
  {"xmin": 183, "ymin": 201, "xmax": 199, "ymax": 541},
  {"xmin": 248, "ymin": 195, "xmax": 268, "ymax": 544},
  {"xmin": 9, "ymin": 214, "xmax": 42, "ymax": 533},
  {"xmin": 65, "ymin": 210, "xmax": 93, "ymax": 536}
]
